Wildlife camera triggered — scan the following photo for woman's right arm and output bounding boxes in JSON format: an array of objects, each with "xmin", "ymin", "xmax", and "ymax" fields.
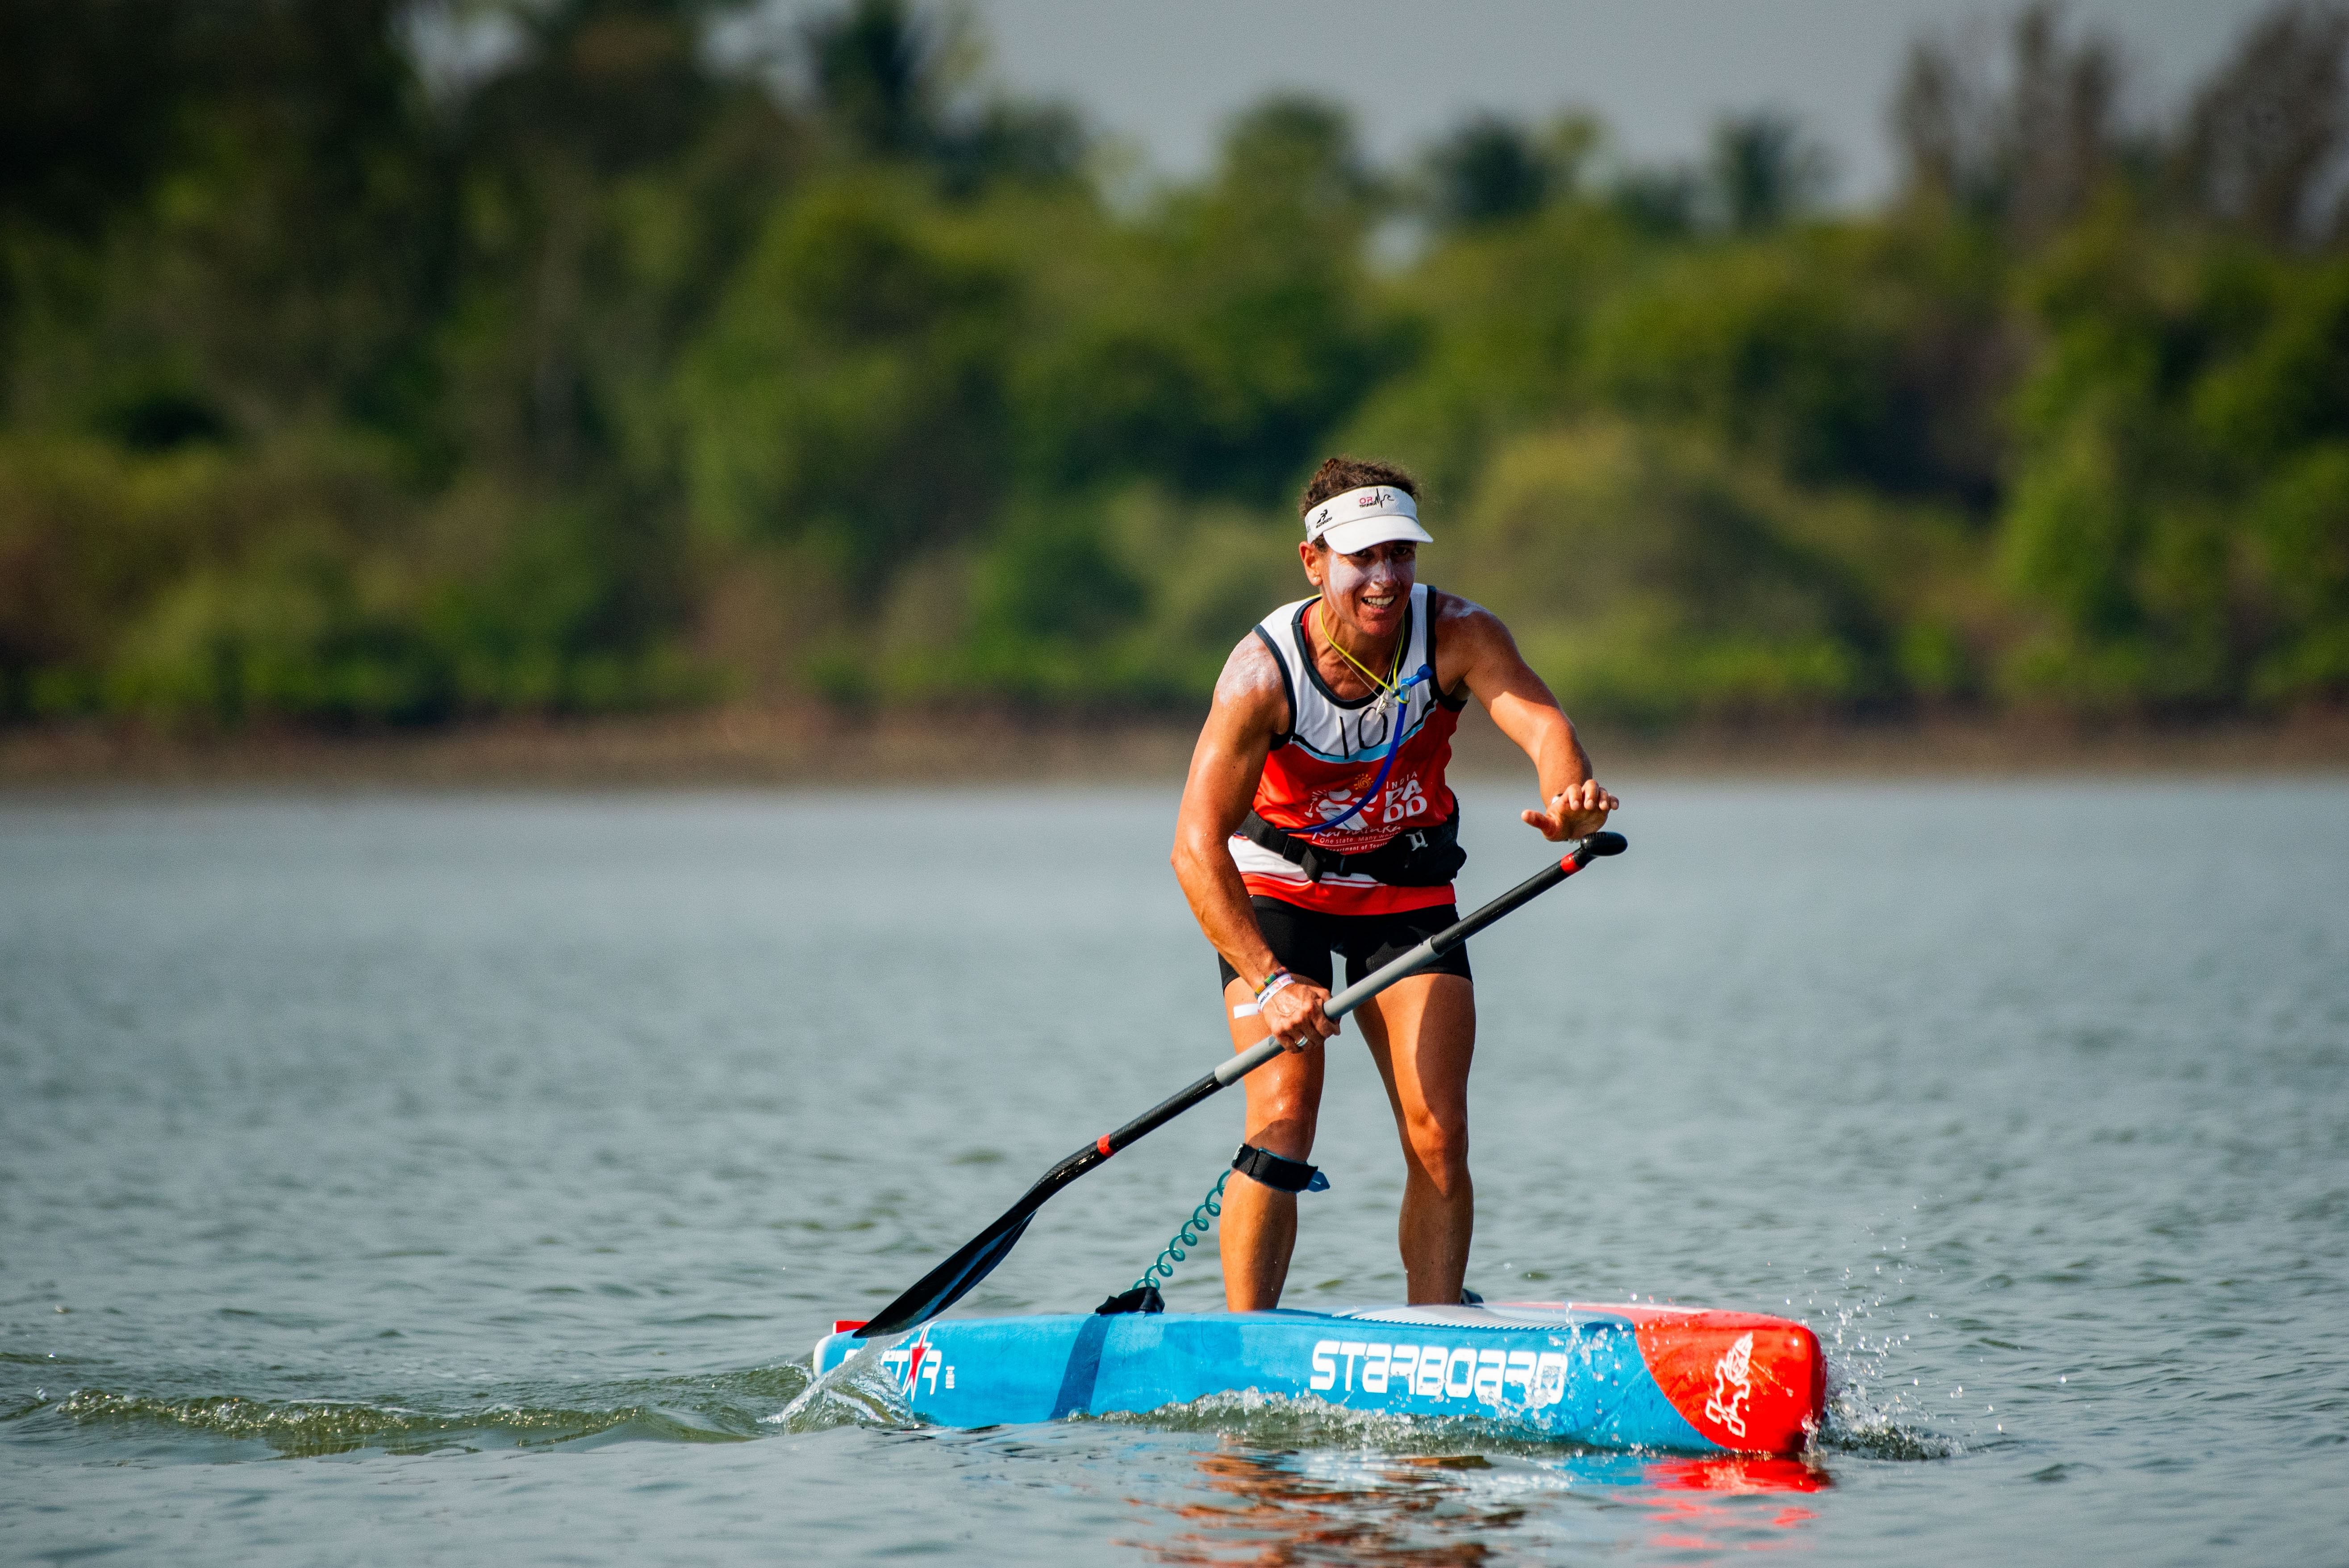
[{"xmin": 1169, "ymin": 637, "xmax": 1339, "ymax": 1049}]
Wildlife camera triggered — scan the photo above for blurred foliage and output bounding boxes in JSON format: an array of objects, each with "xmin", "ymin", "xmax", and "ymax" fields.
[
  {"xmin": 2, "ymin": 0, "xmax": 2346, "ymax": 729},
  {"xmin": 1448, "ymin": 420, "xmax": 1893, "ymax": 722}
]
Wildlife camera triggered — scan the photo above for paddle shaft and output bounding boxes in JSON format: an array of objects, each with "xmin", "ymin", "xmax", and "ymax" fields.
[
  {"xmin": 854, "ymin": 830, "xmax": 1624, "ymax": 1337},
  {"xmin": 1158, "ymin": 834, "xmax": 1619, "ymax": 1123}
]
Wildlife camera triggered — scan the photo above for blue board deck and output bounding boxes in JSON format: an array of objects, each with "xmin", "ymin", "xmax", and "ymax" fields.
[{"xmin": 815, "ymin": 1301, "xmax": 1825, "ymax": 1455}]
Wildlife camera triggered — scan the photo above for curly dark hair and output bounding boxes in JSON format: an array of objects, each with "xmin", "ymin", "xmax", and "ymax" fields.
[{"xmin": 1298, "ymin": 456, "xmax": 1419, "ymax": 521}]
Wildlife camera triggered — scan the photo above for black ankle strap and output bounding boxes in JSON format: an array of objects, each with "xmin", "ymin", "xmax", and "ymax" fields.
[{"xmin": 1231, "ymin": 1143, "xmax": 1328, "ymax": 1193}]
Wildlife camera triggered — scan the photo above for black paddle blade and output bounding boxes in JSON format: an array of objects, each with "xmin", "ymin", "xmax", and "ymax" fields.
[{"xmin": 856, "ymin": 1209, "xmax": 1036, "ymax": 1338}]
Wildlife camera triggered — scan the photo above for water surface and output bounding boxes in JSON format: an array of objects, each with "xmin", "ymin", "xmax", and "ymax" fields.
[{"xmin": 3, "ymin": 780, "xmax": 2343, "ymax": 1562}]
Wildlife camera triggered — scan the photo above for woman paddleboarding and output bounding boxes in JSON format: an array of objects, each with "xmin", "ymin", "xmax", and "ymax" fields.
[{"xmin": 1171, "ymin": 455, "xmax": 1618, "ymax": 1310}]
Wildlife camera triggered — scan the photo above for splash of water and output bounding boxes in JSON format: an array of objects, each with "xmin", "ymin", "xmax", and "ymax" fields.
[
  {"xmin": 761, "ymin": 1331, "xmax": 918, "ymax": 1433},
  {"xmin": 1792, "ymin": 1231, "xmax": 1965, "ymax": 1461},
  {"xmin": 1088, "ymin": 1388, "xmax": 1566, "ymax": 1455}
]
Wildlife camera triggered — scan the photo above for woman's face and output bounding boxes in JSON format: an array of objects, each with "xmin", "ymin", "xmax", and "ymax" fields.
[{"xmin": 1301, "ymin": 539, "xmax": 1417, "ymax": 644}]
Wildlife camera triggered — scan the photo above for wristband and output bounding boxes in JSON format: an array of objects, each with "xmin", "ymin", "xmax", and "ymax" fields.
[
  {"xmin": 1254, "ymin": 972, "xmax": 1297, "ymax": 1010},
  {"xmin": 1253, "ymin": 967, "xmax": 1292, "ymax": 1001}
]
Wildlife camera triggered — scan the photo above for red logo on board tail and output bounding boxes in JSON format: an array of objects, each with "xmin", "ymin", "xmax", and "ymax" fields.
[
  {"xmin": 1584, "ymin": 1304, "xmax": 1825, "ymax": 1455},
  {"xmin": 1706, "ymin": 1332, "xmax": 1756, "ymax": 1436}
]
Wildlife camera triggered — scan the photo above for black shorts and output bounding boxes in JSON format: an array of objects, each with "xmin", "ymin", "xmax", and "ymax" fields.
[{"xmin": 1216, "ymin": 896, "xmax": 1472, "ymax": 993}]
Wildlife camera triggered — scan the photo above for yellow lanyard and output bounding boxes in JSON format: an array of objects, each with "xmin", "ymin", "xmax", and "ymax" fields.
[{"xmin": 1314, "ymin": 598, "xmax": 1406, "ymax": 711}]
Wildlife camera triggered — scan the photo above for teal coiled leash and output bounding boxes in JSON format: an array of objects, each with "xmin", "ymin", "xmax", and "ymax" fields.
[
  {"xmin": 1118, "ymin": 1154, "xmax": 1331, "ymax": 1303},
  {"xmin": 1133, "ymin": 1170, "xmax": 1230, "ymax": 1294}
]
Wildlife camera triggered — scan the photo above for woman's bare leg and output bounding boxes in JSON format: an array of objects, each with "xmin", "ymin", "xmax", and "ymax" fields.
[
  {"xmin": 1357, "ymin": 972, "xmax": 1477, "ymax": 1304},
  {"xmin": 1216, "ymin": 975, "xmax": 1323, "ymax": 1310}
]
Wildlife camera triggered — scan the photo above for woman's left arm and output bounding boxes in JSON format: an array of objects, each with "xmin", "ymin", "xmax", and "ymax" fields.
[{"xmin": 1436, "ymin": 593, "xmax": 1619, "ymax": 841}]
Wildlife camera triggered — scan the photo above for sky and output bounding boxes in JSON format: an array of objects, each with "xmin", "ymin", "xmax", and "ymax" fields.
[{"xmin": 943, "ymin": 0, "xmax": 2278, "ymax": 204}]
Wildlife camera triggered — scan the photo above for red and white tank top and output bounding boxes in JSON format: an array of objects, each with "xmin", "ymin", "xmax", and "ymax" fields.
[{"xmin": 1231, "ymin": 583, "xmax": 1467, "ymax": 915}]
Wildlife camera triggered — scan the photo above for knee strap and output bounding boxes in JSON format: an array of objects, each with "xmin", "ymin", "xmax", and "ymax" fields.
[{"xmin": 1232, "ymin": 1143, "xmax": 1330, "ymax": 1193}]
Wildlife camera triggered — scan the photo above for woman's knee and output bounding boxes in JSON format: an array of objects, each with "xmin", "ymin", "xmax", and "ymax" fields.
[
  {"xmin": 1243, "ymin": 1066, "xmax": 1321, "ymax": 1152},
  {"xmin": 1245, "ymin": 1103, "xmax": 1318, "ymax": 1157},
  {"xmin": 1401, "ymin": 1109, "xmax": 1469, "ymax": 1181}
]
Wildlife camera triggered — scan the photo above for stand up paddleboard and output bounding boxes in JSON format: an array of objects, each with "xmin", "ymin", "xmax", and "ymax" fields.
[
  {"xmin": 822, "ymin": 841, "xmax": 1825, "ymax": 1455},
  {"xmin": 816, "ymin": 1301, "xmax": 1824, "ymax": 1455}
]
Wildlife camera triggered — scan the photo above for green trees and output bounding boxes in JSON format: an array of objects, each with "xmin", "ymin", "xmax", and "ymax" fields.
[
  {"xmin": 1444, "ymin": 421, "xmax": 1895, "ymax": 722},
  {"xmin": 1999, "ymin": 232, "xmax": 2349, "ymax": 707},
  {"xmin": 683, "ymin": 177, "xmax": 1020, "ymax": 587},
  {"xmin": 3, "ymin": 0, "xmax": 2345, "ymax": 729}
]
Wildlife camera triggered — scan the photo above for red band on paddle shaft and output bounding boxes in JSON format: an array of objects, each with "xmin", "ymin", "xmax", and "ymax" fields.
[
  {"xmin": 1096, "ymin": 1134, "xmax": 1115, "ymax": 1158},
  {"xmin": 1559, "ymin": 855, "xmax": 1581, "ymax": 874}
]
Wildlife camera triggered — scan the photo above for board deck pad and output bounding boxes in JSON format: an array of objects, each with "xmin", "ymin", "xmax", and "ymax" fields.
[{"xmin": 814, "ymin": 1301, "xmax": 1824, "ymax": 1455}]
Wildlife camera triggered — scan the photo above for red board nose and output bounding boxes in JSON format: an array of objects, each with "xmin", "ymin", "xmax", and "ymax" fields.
[{"xmin": 1581, "ymin": 1304, "xmax": 1826, "ymax": 1455}]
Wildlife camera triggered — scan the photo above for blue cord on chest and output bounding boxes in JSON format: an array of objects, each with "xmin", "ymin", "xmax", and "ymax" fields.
[{"xmin": 1309, "ymin": 664, "xmax": 1434, "ymax": 834}]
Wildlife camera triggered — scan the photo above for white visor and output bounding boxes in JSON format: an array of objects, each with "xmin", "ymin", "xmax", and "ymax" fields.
[{"xmin": 1305, "ymin": 485, "xmax": 1434, "ymax": 555}]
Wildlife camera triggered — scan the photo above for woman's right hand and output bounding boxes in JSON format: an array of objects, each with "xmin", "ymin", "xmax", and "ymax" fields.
[{"xmin": 1258, "ymin": 976, "xmax": 1338, "ymax": 1052}]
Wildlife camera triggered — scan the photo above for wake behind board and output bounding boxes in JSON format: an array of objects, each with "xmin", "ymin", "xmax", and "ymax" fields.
[{"xmin": 815, "ymin": 1301, "xmax": 1824, "ymax": 1455}]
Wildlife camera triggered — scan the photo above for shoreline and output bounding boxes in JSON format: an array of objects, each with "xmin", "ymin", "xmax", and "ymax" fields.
[{"xmin": 4, "ymin": 706, "xmax": 2348, "ymax": 792}]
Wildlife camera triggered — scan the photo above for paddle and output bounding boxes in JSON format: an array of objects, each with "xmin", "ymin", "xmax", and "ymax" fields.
[{"xmin": 855, "ymin": 830, "xmax": 1628, "ymax": 1339}]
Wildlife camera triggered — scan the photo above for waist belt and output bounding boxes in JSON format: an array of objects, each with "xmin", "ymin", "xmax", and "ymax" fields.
[{"xmin": 1239, "ymin": 809, "xmax": 1465, "ymax": 886}]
